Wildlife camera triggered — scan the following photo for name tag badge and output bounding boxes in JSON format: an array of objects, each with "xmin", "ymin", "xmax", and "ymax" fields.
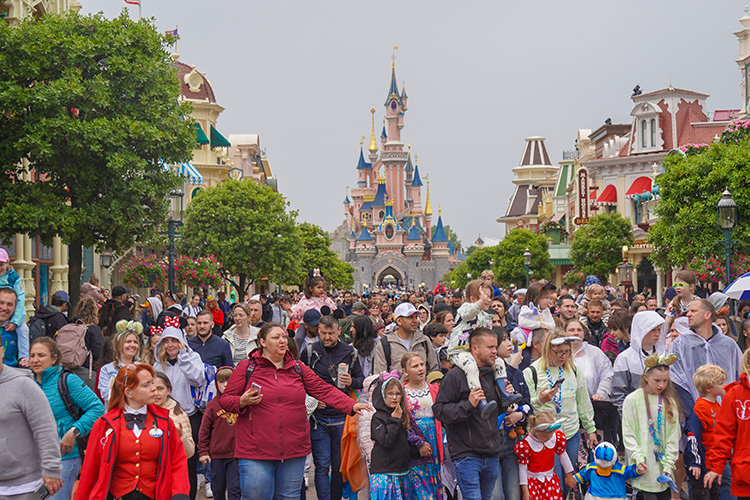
[{"xmin": 149, "ymin": 428, "xmax": 164, "ymax": 438}]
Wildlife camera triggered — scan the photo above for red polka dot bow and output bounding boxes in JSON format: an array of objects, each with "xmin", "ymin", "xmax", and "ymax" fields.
[{"xmin": 163, "ymin": 316, "xmax": 181, "ymax": 329}]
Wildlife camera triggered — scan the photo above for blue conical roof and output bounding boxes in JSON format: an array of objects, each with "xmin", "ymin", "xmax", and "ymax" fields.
[
  {"xmin": 344, "ymin": 195, "xmax": 350, "ymax": 204},
  {"xmin": 357, "ymin": 226, "xmax": 374, "ymax": 242},
  {"xmin": 405, "ymin": 154, "xmax": 414, "ymax": 172},
  {"xmin": 356, "ymin": 148, "xmax": 372, "ymax": 170},
  {"xmin": 381, "ymin": 126, "xmax": 387, "ymax": 140},
  {"xmin": 431, "ymin": 215, "xmax": 449, "ymax": 243},
  {"xmin": 384, "ymin": 64, "xmax": 402, "ymax": 107},
  {"xmin": 349, "ymin": 230, "xmax": 356, "ymax": 239},
  {"xmin": 371, "ymin": 182, "xmax": 388, "ymax": 207},
  {"xmin": 406, "ymin": 224, "xmax": 422, "ymax": 241},
  {"xmin": 412, "ymin": 163, "xmax": 423, "ymax": 186}
]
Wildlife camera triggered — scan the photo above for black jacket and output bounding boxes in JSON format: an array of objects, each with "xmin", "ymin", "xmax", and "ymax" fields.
[
  {"xmin": 98, "ymin": 299, "xmax": 132, "ymax": 337},
  {"xmin": 36, "ymin": 305, "xmax": 68, "ymax": 337},
  {"xmin": 300, "ymin": 340, "xmax": 364, "ymax": 419},
  {"xmin": 369, "ymin": 378, "xmax": 412, "ymax": 474},
  {"xmin": 585, "ymin": 320, "xmax": 608, "ymax": 347},
  {"xmin": 433, "ymin": 364, "xmax": 502, "ymax": 460}
]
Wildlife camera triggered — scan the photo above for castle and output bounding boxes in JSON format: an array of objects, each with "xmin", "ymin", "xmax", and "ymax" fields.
[{"xmin": 332, "ymin": 58, "xmax": 461, "ymax": 292}]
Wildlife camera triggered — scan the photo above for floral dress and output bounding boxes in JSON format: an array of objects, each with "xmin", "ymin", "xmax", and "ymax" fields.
[
  {"xmin": 515, "ymin": 430, "xmax": 569, "ymax": 500},
  {"xmin": 404, "ymin": 383, "xmax": 442, "ymax": 500}
]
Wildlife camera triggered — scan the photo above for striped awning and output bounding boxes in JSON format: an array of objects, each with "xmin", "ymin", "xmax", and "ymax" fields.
[
  {"xmin": 596, "ymin": 184, "xmax": 617, "ymax": 206},
  {"xmin": 161, "ymin": 160, "xmax": 204, "ymax": 185}
]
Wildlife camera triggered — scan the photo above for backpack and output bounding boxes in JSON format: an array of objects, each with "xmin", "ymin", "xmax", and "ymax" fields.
[
  {"xmin": 28, "ymin": 314, "xmax": 47, "ymax": 341},
  {"xmin": 191, "ymin": 363, "xmax": 217, "ymax": 411},
  {"xmin": 56, "ymin": 321, "xmax": 91, "ymax": 371},
  {"xmin": 58, "ymin": 369, "xmax": 89, "ymax": 457},
  {"xmin": 304, "ymin": 342, "xmax": 358, "ymax": 386}
]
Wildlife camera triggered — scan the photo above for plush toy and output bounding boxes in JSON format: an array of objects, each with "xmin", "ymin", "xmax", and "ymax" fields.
[
  {"xmin": 574, "ymin": 442, "xmax": 647, "ymax": 500},
  {"xmin": 497, "ymin": 403, "xmax": 531, "ymax": 439}
]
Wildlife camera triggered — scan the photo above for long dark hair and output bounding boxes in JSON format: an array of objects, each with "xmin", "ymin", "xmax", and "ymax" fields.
[{"xmin": 352, "ymin": 315, "xmax": 377, "ymax": 357}]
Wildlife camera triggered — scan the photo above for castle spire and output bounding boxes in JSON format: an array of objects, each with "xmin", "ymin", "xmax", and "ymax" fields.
[
  {"xmin": 424, "ymin": 175, "xmax": 433, "ymax": 215},
  {"xmin": 368, "ymin": 107, "xmax": 378, "ymax": 151},
  {"xmin": 385, "ymin": 46, "xmax": 401, "ymax": 106},
  {"xmin": 412, "ymin": 153, "xmax": 423, "ymax": 186}
]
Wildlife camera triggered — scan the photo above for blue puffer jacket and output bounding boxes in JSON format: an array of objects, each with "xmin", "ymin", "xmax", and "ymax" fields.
[{"xmin": 35, "ymin": 366, "xmax": 104, "ymax": 460}]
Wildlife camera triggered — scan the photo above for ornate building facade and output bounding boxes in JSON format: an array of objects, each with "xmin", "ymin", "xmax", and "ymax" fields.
[{"xmin": 333, "ymin": 61, "xmax": 460, "ymax": 292}]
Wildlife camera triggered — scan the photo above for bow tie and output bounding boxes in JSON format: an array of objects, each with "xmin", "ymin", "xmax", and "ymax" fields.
[{"xmin": 124, "ymin": 413, "xmax": 147, "ymax": 430}]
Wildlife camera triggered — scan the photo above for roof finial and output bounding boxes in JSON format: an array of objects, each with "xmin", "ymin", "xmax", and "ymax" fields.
[
  {"xmin": 425, "ymin": 174, "xmax": 433, "ymax": 216},
  {"xmin": 392, "ymin": 46, "xmax": 399, "ymax": 67},
  {"xmin": 415, "ymin": 153, "xmax": 418, "ymax": 165},
  {"xmin": 369, "ymin": 107, "xmax": 378, "ymax": 151},
  {"xmin": 360, "ymin": 136, "xmax": 365, "ymax": 148},
  {"xmin": 438, "ymin": 204, "xmax": 442, "ymax": 217}
]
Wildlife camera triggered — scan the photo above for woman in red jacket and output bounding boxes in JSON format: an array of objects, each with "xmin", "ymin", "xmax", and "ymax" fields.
[
  {"xmin": 76, "ymin": 363, "xmax": 189, "ymax": 500},
  {"xmin": 221, "ymin": 322, "xmax": 372, "ymax": 500},
  {"xmin": 705, "ymin": 349, "xmax": 750, "ymax": 499}
]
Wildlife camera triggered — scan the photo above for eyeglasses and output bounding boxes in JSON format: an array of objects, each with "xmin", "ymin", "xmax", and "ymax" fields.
[
  {"xmin": 673, "ymin": 283, "xmax": 688, "ymax": 289},
  {"xmin": 385, "ymin": 392, "xmax": 402, "ymax": 398},
  {"xmin": 551, "ymin": 349, "xmax": 571, "ymax": 358}
]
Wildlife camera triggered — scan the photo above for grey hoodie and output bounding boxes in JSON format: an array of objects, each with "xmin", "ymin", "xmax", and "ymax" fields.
[
  {"xmin": 146, "ymin": 296, "xmax": 163, "ymax": 319},
  {"xmin": 611, "ymin": 311, "xmax": 667, "ymax": 414},
  {"xmin": 0, "ymin": 365, "xmax": 62, "ymax": 487},
  {"xmin": 153, "ymin": 326, "xmax": 204, "ymax": 416}
]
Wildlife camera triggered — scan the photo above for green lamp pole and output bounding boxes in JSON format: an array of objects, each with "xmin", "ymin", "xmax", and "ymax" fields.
[
  {"xmin": 167, "ymin": 191, "xmax": 184, "ymax": 294},
  {"xmin": 523, "ymin": 248, "xmax": 532, "ymax": 288},
  {"xmin": 717, "ymin": 189, "xmax": 738, "ymax": 288}
]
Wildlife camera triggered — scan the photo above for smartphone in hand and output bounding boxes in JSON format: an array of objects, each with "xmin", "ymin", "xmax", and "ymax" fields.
[
  {"xmin": 35, "ymin": 484, "xmax": 51, "ymax": 500},
  {"xmin": 551, "ymin": 378, "xmax": 565, "ymax": 390},
  {"xmin": 251, "ymin": 382, "xmax": 262, "ymax": 393}
]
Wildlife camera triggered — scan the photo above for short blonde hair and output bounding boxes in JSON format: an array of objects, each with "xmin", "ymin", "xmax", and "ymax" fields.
[
  {"xmin": 586, "ymin": 283, "xmax": 605, "ymax": 298},
  {"xmin": 693, "ymin": 364, "xmax": 727, "ymax": 396},
  {"xmin": 465, "ymin": 279, "xmax": 492, "ymax": 303}
]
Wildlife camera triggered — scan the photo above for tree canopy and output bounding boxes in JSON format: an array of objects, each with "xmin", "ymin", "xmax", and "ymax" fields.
[
  {"xmin": 0, "ymin": 12, "xmax": 195, "ymax": 306},
  {"xmin": 445, "ymin": 229, "xmax": 553, "ymax": 288},
  {"xmin": 569, "ymin": 212, "xmax": 634, "ymax": 281},
  {"xmin": 648, "ymin": 140, "xmax": 750, "ymax": 269},
  {"xmin": 177, "ymin": 179, "xmax": 301, "ymax": 297},
  {"xmin": 296, "ymin": 222, "xmax": 354, "ymax": 290}
]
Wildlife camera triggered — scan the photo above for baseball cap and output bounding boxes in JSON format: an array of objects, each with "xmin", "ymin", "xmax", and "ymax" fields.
[
  {"xmin": 426, "ymin": 371, "xmax": 443, "ymax": 384},
  {"xmin": 303, "ymin": 309, "xmax": 322, "ymax": 326},
  {"xmin": 0, "ymin": 248, "xmax": 8, "ymax": 263},
  {"xmin": 394, "ymin": 303, "xmax": 418, "ymax": 319},
  {"xmin": 352, "ymin": 301, "xmax": 367, "ymax": 312},
  {"xmin": 53, "ymin": 291, "xmax": 70, "ymax": 303},
  {"xmin": 111, "ymin": 285, "xmax": 129, "ymax": 297},
  {"xmin": 514, "ymin": 288, "xmax": 527, "ymax": 297}
]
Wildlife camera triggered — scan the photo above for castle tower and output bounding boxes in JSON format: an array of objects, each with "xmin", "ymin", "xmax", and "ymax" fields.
[
  {"xmin": 424, "ymin": 176, "xmax": 433, "ymax": 239},
  {"xmin": 383, "ymin": 56, "xmax": 408, "ymax": 215}
]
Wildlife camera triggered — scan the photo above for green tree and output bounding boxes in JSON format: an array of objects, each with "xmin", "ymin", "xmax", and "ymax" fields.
[
  {"xmin": 648, "ymin": 141, "xmax": 750, "ymax": 268},
  {"xmin": 493, "ymin": 229, "xmax": 554, "ymax": 287},
  {"xmin": 569, "ymin": 213, "xmax": 635, "ymax": 281},
  {"xmin": 177, "ymin": 180, "xmax": 301, "ymax": 297},
  {"xmin": 465, "ymin": 245, "xmax": 478, "ymax": 256},
  {"xmin": 445, "ymin": 261, "xmax": 471, "ymax": 289},
  {"xmin": 296, "ymin": 222, "xmax": 354, "ymax": 289},
  {"xmin": 0, "ymin": 12, "xmax": 195, "ymax": 307}
]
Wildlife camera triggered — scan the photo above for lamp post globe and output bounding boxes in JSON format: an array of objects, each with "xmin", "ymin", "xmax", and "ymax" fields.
[
  {"xmin": 717, "ymin": 189, "xmax": 738, "ymax": 287},
  {"xmin": 523, "ymin": 248, "xmax": 532, "ymax": 288}
]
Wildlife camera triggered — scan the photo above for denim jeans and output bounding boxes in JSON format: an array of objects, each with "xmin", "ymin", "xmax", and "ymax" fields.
[
  {"xmin": 310, "ymin": 416, "xmax": 345, "ymax": 500},
  {"xmin": 453, "ymin": 456, "xmax": 499, "ymax": 500},
  {"xmin": 50, "ymin": 457, "xmax": 81, "ymax": 500},
  {"xmin": 554, "ymin": 430, "xmax": 581, "ymax": 498},
  {"xmin": 491, "ymin": 450, "xmax": 520, "ymax": 500},
  {"xmin": 720, "ymin": 463, "xmax": 736, "ymax": 500},
  {"xmin": 238, "ymin": 456, "xmax": 306, "ymax": 500}
]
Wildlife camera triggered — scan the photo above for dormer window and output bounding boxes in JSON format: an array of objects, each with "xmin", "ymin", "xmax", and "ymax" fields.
[{"xmin": 631, "ymin": 102, "xmax": 662, "ymax": 153}]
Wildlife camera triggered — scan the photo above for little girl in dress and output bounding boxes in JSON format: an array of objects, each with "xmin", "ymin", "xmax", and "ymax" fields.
[
  {"xmin": 290, "ymin": 269, "xmax": 337, "ymax": 321},
  {"xmin": 515, "ymin": 411, "xmax": 576, "ymax": 500}
]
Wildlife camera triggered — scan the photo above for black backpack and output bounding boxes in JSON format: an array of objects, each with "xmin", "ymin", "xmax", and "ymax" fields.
[
  {"xmin": 245, "ymin": 358, "xmax": 304, "ymax": 386},
  {"xmin": 57, "ymin": 369, "xmax": 89, "ymax": 457},
  {"xmin": 28, "ymin": 314, "xmax": 47, "ymax": 341}
]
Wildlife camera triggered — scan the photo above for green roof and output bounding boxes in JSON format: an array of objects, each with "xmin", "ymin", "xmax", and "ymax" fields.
[
  {"xmin": 194, "ymin": 123, "xmax": 209, "ymax": 145},
  {"xmin": 548, "ymin": 244, "xmax": 572, "ymax": 265},
  {"xmin": 210, "ymin": 125, "xmax": 231, "ymax": 148},
  {"xmin": 555, "ymin": 163, "xmax": 570, "ymax": 197}
]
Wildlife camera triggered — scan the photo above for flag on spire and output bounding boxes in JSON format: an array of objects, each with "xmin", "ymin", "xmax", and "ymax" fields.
[
  {"xmin": 124, "ymin": 0, "xmax": 139, "ymax": 4},
  {"xmin": 164, "ymin": 27, "xmax": 179, "ymax": 37}
]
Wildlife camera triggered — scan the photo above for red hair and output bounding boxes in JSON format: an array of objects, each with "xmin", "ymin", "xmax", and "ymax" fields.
[{"xmin": 108, "ymin": 363, "xmax": 155, "ymax": 412}]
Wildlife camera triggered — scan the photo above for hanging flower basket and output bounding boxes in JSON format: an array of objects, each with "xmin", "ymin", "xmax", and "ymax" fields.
[
  {"xmin": 686, "ymin": 256, "xmax": 725, "ymax": 285},
  {"xmin": 175, "ymin": 255, "xmax": 225, "ymax": 290},
  {"xmin": 120, "ymin": 254, "xmax": 167, "ymax": 289},
  {"xmin": 561, "ymin": 270, "xmax": 585, "ymax": 289}
]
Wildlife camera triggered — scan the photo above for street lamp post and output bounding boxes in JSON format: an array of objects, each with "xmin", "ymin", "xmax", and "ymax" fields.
[
  {"xmin": 618, "ymin": 245, "xmax": 634, "ymax": 301},
  {"xmin": 167, "ymin": 191, "xmax": 184, "ymax": 294},
  {"xmin": 100, "ymin": 251, "xmax": 114, "ymax": 290},
  {"xmin": 523, "ymin": 248, "xmax": 532, "ymax": 288},
  {"xmin": 717, "ymin": 189, "xmax": 738, "ymax": 287}
]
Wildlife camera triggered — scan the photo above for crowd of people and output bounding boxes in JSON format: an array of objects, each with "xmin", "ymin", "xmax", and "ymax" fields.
[{"xmin": 2, "ymin": 256, "xmax": 750, "ymax": 500}]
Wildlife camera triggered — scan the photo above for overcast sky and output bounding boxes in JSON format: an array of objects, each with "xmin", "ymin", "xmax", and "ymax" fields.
[{"xmin": 83, "ymin": 0, "xmax": 745, "ymax": 247}]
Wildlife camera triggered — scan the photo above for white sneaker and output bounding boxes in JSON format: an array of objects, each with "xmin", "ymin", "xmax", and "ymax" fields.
[
  {"xmin": 304, "ymin": 475, "xmax": 309, "ymax": 489},
  {"xmin": 205, "ymin": 483, "xmax": 213, "ymax": 498}
]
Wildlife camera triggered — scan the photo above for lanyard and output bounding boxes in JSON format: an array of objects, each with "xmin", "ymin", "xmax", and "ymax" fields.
[
  {"xmin": 546, "ymin": 366, "xmax": 564, "ymax": 414},
  {"xmin": 643, "ymin": 391, "xmax": 664, "ymax": 461}
]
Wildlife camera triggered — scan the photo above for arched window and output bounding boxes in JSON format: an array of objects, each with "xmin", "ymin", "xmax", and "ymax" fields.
[
  {"xmin": 641, "ymin": 120, "xmax": 647, "ymax": 148},
  {"xmin": 191, "ymin": 187, "xmax": 203, "ymax": 199},
  {"xmin": 650, "ymin": 119, "xmax": 656, "ymax": 147}
]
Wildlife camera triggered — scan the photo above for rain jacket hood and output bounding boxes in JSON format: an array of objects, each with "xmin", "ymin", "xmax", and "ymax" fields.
[
  {"xmin": 147, "ymin": 297, "xmax": 163, "ymax": 320},
  {"xmin": 630, "ymin": 311, "xmax": 667, "ymax": 352}
]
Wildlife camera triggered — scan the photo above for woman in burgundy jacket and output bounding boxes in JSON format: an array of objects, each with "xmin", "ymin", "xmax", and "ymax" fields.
[
  {"xmin": 221, "ymin": 322, "xmax": 371, "ymax": 500},
  {"xmin": 76, "ymin": 363, "xmax": 189, "ymax": 500}
]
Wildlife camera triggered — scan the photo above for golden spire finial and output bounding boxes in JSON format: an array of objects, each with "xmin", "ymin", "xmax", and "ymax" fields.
[
  {"xmin": 439, "ymin": 204, "xmax": 442, "ymax": 217},
  {"xmin": 369, "ymin": 107, "xmax": 378, "ymax": 151},
  {"xmin": 360, "ymin": 136, "xmax": 364, "ymax": 148},
  {"xmin": 415, "ymin": 153, "xmax": 418, "ymax": 165},
  {"xmin": 392, "ymin": 46, "xmax": 399, "ymax": 67}
]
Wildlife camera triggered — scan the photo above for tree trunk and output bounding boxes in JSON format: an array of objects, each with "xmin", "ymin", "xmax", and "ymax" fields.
[
  {"xmin": 68, "ymin": 239, "xmax": 83, "ymax": 313},
  {"xmin": 237, "ymin": 274, "xmax": 246, "ymax": 301}
]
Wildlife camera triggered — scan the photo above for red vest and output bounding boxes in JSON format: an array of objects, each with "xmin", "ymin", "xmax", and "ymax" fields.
[{"xmin": 109, "ymin": 413, "xmax": 161, "ymax": 499}]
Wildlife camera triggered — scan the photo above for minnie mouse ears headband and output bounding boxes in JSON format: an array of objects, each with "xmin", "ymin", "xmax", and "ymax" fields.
[
  {"xmin": 534, "ymin": 417, "xmax": 566, "ymax": 432},
  {"xmin": 644, "ymin": 353, "xmax": 678, "ymax": 372},
  {"xmin": 308, "ymin": 268, "xmax": 322, "ymax": 279},
  {"xmin": 550, "ymin": 336, "xmax": 580, "ymax": 346}
]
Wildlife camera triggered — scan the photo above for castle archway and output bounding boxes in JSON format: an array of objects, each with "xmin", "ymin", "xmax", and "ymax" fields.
[{"xmin": 376, "ymin": 266, "xmax": 404, "ymax": 288}]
